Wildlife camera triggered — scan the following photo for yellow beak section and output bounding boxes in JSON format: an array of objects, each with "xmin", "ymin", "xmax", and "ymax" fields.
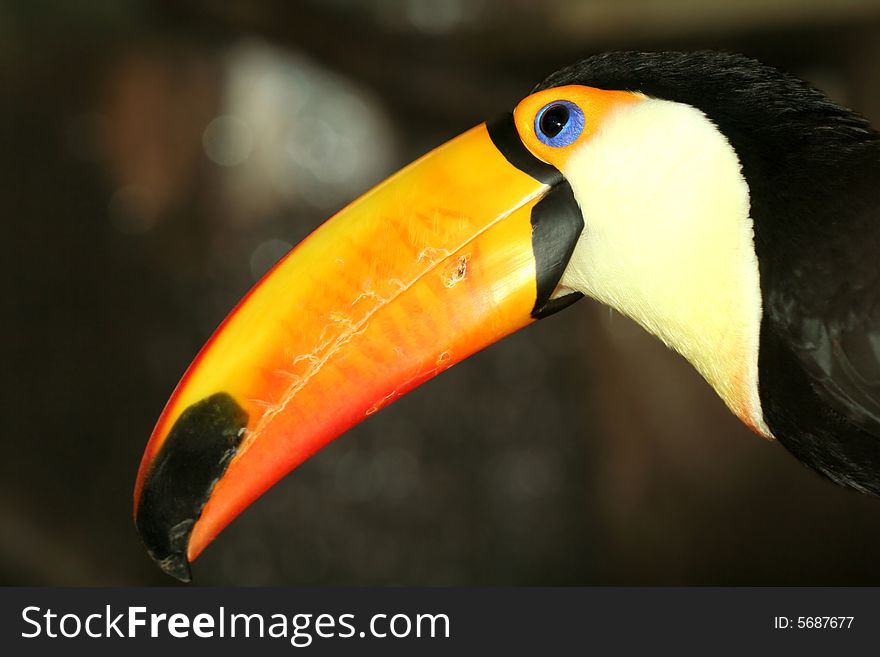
[{"xmin": 134, "ymin": 123, "xmax": 558, "ymax": 580}]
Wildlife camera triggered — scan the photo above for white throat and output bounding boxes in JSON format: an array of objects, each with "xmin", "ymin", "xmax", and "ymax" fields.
[{"xmin": 560, "ymin": 97, "xmax": 772, "ymax": 437}]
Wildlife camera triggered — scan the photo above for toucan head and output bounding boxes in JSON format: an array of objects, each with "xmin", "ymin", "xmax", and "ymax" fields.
[{"xmin": 134, "ymin": 51, "xmax": 874, "ymax": 580}]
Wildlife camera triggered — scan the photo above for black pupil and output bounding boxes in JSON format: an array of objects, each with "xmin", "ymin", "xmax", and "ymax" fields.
[{"xmin": 540, "ymin": 104, "xmax": 569, "ymax": 138}]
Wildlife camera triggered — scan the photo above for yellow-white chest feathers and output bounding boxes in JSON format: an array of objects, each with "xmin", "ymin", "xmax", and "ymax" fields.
[{"xmin": 559, "ymin": 97, "xmax": 772, "ymax": 437}]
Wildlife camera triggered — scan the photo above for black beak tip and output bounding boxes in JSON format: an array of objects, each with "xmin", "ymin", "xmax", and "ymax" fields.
[
  {"xmin": 135, "ymin": 392, "xmax": 249, "ymax": 582},
  {"xmin": 156, "ymin": 549, "xmax": 193, "ymax": 583},
  {"xmin": 136, "ymin": 513, "xmax": 196, "ymax": 583}
]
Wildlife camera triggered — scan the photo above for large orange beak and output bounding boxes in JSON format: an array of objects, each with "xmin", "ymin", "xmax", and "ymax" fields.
[{"xmin": 134, "ymin": 116, "xmax": 584, "ymax": 581}]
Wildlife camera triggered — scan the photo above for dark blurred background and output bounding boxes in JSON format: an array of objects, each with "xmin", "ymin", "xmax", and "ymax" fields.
[{"xmin": 5, "ymin": 0, "xmax": 880, "ymax": 585}]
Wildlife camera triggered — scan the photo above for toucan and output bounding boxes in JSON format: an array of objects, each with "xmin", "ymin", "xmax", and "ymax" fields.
[{"xmin": 134, "ymin": 51, "xmax": 880, "ymax": 581}]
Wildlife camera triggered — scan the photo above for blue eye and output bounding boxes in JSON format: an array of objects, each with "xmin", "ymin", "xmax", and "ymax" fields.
[{"xmin": 535, "ymin": 100, "xmax": 584, "ymax": 147}]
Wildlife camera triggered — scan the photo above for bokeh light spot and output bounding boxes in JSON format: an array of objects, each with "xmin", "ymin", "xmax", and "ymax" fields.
[{"xmin": 203, "ymin": 115, "xmax": 253, "ymax": 166}]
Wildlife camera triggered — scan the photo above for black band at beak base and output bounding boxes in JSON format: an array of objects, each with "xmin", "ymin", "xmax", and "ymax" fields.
[
  {"xmin": 487, "ymin": 113, "xmax": 563, "ymax": 187},
  {"xmin": 529, "ymin": 181, "xmax": 585, "ymax": 318},
  {"xmin": 486, "ymin": 113, "xmax": 585, "ymax": 319}
]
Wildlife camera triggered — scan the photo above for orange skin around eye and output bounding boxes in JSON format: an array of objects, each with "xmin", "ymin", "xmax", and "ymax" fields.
[{"xmin": 513, "ymin": 85, "xmax": 644, "ymax": 170}]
